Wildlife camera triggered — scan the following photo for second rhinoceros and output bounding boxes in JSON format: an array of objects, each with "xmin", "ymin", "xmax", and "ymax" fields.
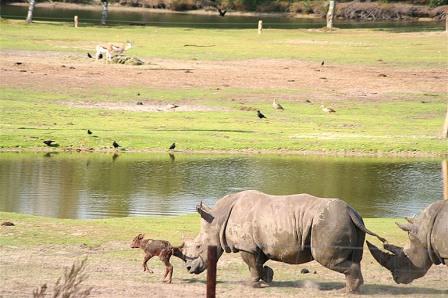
[
  {"xmin": 367, "ymin": 200, "xmax": 447, "ymax": 284},
  {"xmin": 182, "ymin": 190, "xmax": 385, "ymax": 293}
]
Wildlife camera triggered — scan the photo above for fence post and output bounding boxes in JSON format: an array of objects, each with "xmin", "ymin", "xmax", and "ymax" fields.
[
  {"xmin": 443, "ymin": 160, "xmax": 448, "ymax": 200},
  {"xmin": 74, "ymin": 15, "xmax": 79, "ymax": 28},
  {"xmin": 442, "ymin": 104, "xmax": 448, "ymax": 138},
  {"xmin": 258, "ymin": 20, "xmax": 263, "ymax": 34},
  {"xmin": 446, "ymin": 15, "xmax": 448, "ymax": 33},
  {"xmin": 207, "ymin": 246, "xmax": 217, "ymax": 298}
]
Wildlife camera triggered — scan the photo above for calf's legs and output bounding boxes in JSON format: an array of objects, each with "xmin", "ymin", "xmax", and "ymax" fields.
[{"xmin": 142, "ymin": 254, "xmax": 154, "ymax": 273}]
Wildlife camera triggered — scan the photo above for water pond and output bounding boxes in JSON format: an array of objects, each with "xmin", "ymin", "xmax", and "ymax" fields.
[
  {"xmin": 0, "ymin": 4, "xmax": 444, "ymax": 30},
  {"xmin": 0, "ymin": 152, "xmax": 443, "ymax": 219}
]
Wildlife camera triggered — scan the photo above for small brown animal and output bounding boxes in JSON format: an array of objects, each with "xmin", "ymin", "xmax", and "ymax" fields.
[{"xmin": 130, "ymin": 234, "xmax": 184, "ymax": 283}]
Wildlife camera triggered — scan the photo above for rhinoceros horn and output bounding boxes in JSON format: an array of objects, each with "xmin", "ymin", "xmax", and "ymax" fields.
[
  {"xmin": 366, "ymin": 241, "xmax": 396, "ymax": 272},
  {"xmin": 196, "ymin": 201, "xmax": 215, "ymax": 223}
]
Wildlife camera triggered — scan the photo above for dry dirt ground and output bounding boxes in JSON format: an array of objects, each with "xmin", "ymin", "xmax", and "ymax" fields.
[
  {"xmin": 1, "ymin": 50, "xmax": 447, "ymax": 105},
  {"xmin": 1, "ymin": 240, "xmax": 447, "ymax": 298}
]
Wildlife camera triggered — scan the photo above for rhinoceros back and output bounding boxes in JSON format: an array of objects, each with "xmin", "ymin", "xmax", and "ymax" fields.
[{"xmin": 220, "ymin": 190, "xmax": 365, "ymax": 264}]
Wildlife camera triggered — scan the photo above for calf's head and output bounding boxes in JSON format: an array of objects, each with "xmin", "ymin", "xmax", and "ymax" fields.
[
  {"xmin": 183, "ymin": 202, "xmax": 224, "ymax": 275},
  {"xmin": 367, "ymin": 220, "xmax": 432, "ymax": 284},
  {"xmin": 130, "ymin": 233, "xmax": 145, "ymax": 248}
]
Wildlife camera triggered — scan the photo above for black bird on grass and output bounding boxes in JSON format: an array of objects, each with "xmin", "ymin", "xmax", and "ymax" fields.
[
  {"xmin": 112, "ymin": 141, "xmax": 120, "ymax": 149},
  {"xmin": 87, "ymin": 129, "xmax": 92, "ymax": 135},
  {"xmin": 87, "ymin": 53, "xmax": 93, "ymax": 59},
  {"xmin": 257, "ymin": 110, "xmax": 267, "ymax": 119},
  {"xmin": 169, "ymin": 143, "xmax": 176, "ymax": 150},
  {"xmin": 43, "ymin": 140, "xmax": 55, "ymax": 146}
]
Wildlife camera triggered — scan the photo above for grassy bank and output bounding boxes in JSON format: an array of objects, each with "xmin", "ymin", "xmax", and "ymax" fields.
[
  {"xmin": 1, "ymin": 211, "xmax": 447, "ymax": 297},
  {"xmin": 1, "ymin": 20, "xmax": 447, "ymax": 65},
  {"xmin": 0, "ymin": 21, "xmax": 447, "ymax": 156}
]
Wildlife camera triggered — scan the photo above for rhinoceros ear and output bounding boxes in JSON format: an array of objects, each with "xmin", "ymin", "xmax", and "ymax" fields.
[
  {"xmin": 405, "ymin": 216, "xmax": 415, "ymax": 224},
  {"xmin": 396, "ymin": 222, "xmax": 417, "ymax": 235},
  {"xmin": 196, "ymin": 201, "xmax": 215, "ymax": 223}
]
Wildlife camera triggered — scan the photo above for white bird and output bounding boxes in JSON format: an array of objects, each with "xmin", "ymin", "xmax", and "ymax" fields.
[
  {"xmin": 320, "ymin": 105, "xmax": 336, "ymax": 113},
  {"xmin": 272, "ymin": 99, "xmax": 284, "ymax": 110}
]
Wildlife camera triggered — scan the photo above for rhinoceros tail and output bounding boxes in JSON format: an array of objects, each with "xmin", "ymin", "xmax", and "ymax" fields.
[{"xmin": 348, "ymin": 207, "xmax": 387, "ymax": 243}]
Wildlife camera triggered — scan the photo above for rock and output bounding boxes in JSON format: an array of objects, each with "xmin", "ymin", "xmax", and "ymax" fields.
[
  {"xmin": 300, "ymin": 268, "xmax": 310, "ymax": 274},
  {"xmin": 1, "ymin": 221, "xmax": 15, "ymax": 226}
]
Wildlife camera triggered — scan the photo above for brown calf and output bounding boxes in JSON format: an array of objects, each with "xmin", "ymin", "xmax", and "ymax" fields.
[{"xmin": 130, "ymin": 234, "xmax": 184, "ymax": 283}]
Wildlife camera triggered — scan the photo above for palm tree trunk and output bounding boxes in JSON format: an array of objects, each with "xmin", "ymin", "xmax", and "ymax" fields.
[
  {"xmin": 101, "ymin": 0, "xmax": 109, "ymax": 25},
  {"xmin": 26, "ymin": 0, "xmax": 36, "ymax": 23}
]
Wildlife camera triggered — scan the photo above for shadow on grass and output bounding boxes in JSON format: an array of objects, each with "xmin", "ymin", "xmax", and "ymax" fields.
[
  {"xmin": 363, "ymin": 284, "xmax": 448, "ymax": 295},
  {"xmin": 180, "ymin": 278, "xmax": 446, "ymax": 295}
]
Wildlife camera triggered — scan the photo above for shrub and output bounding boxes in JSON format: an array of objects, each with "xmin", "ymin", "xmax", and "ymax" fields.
[{"xmin": 429, "ymin": 0, "xmax": 448, "ymax": 7}]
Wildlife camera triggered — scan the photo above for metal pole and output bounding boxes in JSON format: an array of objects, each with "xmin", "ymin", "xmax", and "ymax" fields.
[
  {"xmin": 207, "ymin": 246, "xmax": 217, "ymax": 298},
  {"xmin": 443, "ymin": 160, "xmax": 448, "ymax": 200}
]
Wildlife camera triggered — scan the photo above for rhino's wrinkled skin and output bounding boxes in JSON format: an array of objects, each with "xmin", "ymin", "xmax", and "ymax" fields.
[
  {"xmin": 183, "ymin": 190, "xmax": 384, "ymax": 293},
  {"xmin": 367, "ymin": 200, "xmax": 447, "ymax": 284}
]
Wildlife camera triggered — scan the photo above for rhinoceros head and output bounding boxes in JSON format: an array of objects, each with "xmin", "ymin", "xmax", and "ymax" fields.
[
  {"xmin": 183, "ymin": 201, "xmax": 224, "ymax": 275},
  {"xmin": 367, "ymin": 219, "xmax": 432, "ymax": 284}
]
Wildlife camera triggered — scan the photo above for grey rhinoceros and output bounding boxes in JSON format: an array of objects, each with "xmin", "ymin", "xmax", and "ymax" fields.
[
  {"xmin": 182, "ymin": 190, "xmax": 385, "ymax": 293},
  {"xmin": 367, "ymin": 200, "xmax": 447, "ymax": 284}
]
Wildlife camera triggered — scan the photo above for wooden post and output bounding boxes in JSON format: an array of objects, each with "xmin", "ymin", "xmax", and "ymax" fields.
[
  {"xmin": 74, "ymin": 16, "xmax": 79, "ymax": 28},
  {"xmin": 258, "ymin": 20, "xmax": 263, "ymax": 34},
  {"xmin": 442, "ymin": 104, "xmax": 448, "ymax": 138},
  {"xmin": 446, "ymin": 16, "xmax": 448, "ymax": 33},
  {"xmin": 443, "ymin": 160, "xmax": 448, "ymax": 200},
  {"xmin": 207, "ymin": 246, "xmax": 217, "ymax": 298},
  {"xmin": 326, "ymin": 0, "xmax": 336, "ymax": 30}
]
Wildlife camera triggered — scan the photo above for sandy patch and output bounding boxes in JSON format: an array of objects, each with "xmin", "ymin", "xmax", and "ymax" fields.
[
  {"xmin": 1, "ymin": 50, "xmax": 446, "ymax": 103},
  {"xmin": 65, "ymin": 101, "xmax": 229, "ymax": 112}
]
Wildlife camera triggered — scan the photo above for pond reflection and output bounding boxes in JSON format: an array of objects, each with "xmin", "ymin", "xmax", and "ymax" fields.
[{"xmin": 0, "ymin": 152, "xmax": 443, "ymax": 219}]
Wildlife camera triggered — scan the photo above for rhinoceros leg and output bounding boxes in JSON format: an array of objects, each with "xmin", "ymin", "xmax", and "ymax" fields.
[
  {"xmin": 240, "ymin": 251, "xmax": 272, "ymax": 287},
  {"xmin": 326, "ymin": 260, "xmax": 364, "ymax": 293}
]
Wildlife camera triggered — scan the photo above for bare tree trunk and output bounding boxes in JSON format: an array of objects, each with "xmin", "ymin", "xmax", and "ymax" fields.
[
  {"xmin": 26, "ymin": 0, "xmax": 36, "ymax": 23},
  {"xmin": 443, "ymin": 104, "xmax": 448, "ymax": 138},
  {"xmin": 326, "ymin": 0, "xmax": 336, "ymax": 30},
  {"xmin": 101, "ymin": 0, "xmax": 109, "ymax": 25}
]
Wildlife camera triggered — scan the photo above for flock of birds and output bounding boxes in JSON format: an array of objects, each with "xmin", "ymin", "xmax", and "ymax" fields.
[
  {"xmin": 42, "ymin": 96, "xmax": 335, "ymax": 151},
  {"xmin": 43, "ymin": 130, "xmax": 176, "ymax": 152},
  {"xmin": 256, "ymin": 99, "xmax": 336, "ymax": 119}
]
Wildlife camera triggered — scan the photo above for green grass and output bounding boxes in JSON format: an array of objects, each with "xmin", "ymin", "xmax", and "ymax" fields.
[
  {"xmin": 0, "ymin": 20, "xmax": 447, "ymax": 155},
  {"xmin": 0, "ymin": 212, "xmax": 198, "ymax": 247},
  {"xmin": 1, "ymin": 20, "xmax": 447, "ymax": 66},
  {"xmin": 0, "ymin": 211, "xmax": 407, "ymax": 248},
  {"xmin": 0, "ymin": 87, "xmax": 447, "ymax": 154}
]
